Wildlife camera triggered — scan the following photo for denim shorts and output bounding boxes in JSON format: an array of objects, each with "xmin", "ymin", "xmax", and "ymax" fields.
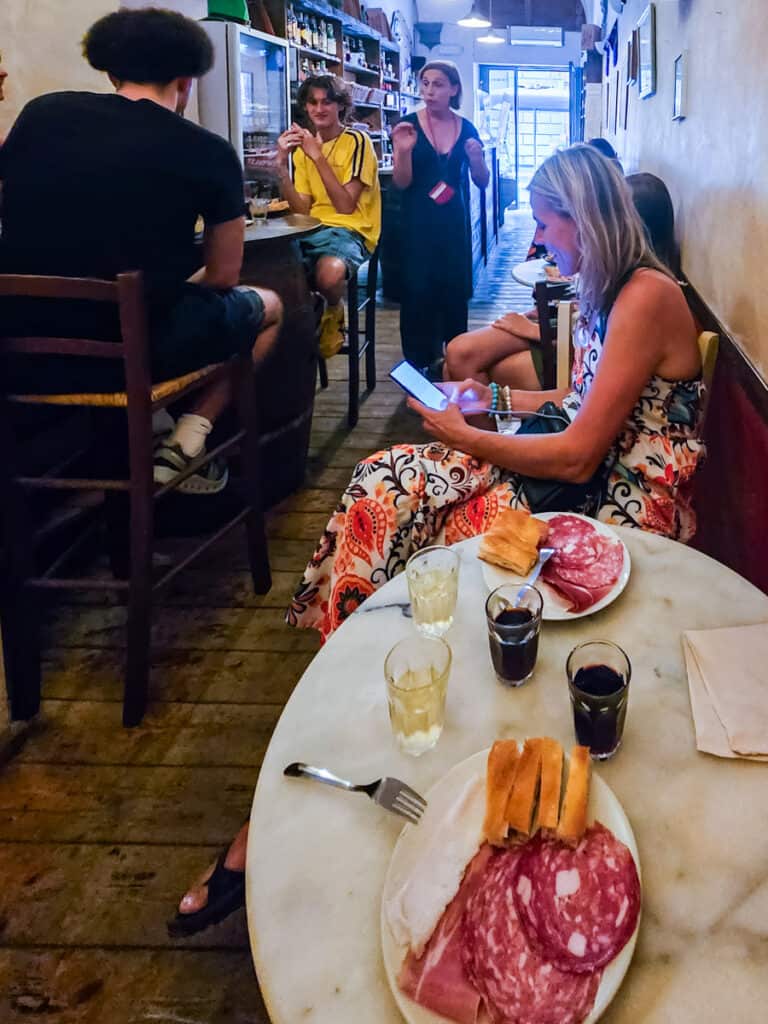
[
  {"xmin": 299, "ymin": 226, "xmax": 370, "ymax": 281},
  {"xmin": 3, "ymin": 284, "xmax": 265, "ymax": 394}
]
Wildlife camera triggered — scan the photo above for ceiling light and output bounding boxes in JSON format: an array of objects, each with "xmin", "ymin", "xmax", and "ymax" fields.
[
  {"xmin": 477, "ymin": 27, "xmax": 505, "ymax": 44},
  {"xmin": 458, "ymin": 4, "xmax": 491, "ymax": 29}
]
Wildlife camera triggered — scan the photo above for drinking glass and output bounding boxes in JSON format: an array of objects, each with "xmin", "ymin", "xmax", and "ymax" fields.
[
  {"xmin": 485, "ymin": 584, "xmax": 543, "ymax": 687},
  {"xmin": 384, "ymin": 634, "xmax": 452, "ymax": 756},
  {"xmin": 566, "ymin": 640, "xmax": 631, "ymax": 760},
  {"xmin": 405, "ymin": 546, "xmax": 460, "ymax": 637},
  {"xmin": 250, "ymin": 196, "xmax": 270, "ymax": 225}
]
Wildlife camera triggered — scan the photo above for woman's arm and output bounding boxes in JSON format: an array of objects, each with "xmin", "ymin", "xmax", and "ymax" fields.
[
  {"xmin": 392, "ymin": 121, "xmax": 417, "ymax": 189},
  {"xmin": 411, "ymin": 272, "xmax": 693, "ymax": 481},
  {"xmin": 465, "ymin": 136, "xmax": 490, "ymax": 189}
]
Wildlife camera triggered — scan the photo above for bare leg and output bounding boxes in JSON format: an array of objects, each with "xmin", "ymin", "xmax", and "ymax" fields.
[
  {"xmin": 177, "ymin": 822, "xmax": 249, "ymax": 915},
  {"xmin": 313, "ymin": 255, "xmax": 347, "ymax": 306},
  {"xmin": 444, "ymin": 325, "xmax": 534, "ymax": 384},
  {"xmin": 190, "ymin": 287, "xmax": 283, "ymax": 423},
  {"xmin": 491, "ymin": 350, "xmax": 542, "ymax": 391}
]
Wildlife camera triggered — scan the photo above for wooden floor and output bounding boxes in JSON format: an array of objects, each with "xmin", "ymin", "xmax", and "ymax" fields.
[{"xmin": 0, "ymin": 212, "xmax": 533, "ymax": 1023}]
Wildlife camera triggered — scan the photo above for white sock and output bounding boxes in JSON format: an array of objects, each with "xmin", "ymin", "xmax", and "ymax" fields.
[
  {"xmin": 169, "ymin": 413, "xmax": 212, "ymax": 458},
  {"xmin": 152, "ymin": 408, "xmax": 175, "ymax": 437}
]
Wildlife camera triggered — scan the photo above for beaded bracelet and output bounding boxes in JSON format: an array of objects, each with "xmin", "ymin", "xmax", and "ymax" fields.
[{"xmin": 489, "ymin": 382, "xmax": 500, "ymax": 413}]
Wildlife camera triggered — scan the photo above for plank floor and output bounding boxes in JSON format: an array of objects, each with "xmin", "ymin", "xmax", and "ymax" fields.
[{"xmin": 0, "ymin": 211, "xmax": 533, "ymax": 1023}]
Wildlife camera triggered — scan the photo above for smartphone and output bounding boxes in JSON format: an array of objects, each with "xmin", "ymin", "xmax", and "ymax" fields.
[{"xmin": 389, "ymin": 360, "xmax": 448, "ymax": 410}]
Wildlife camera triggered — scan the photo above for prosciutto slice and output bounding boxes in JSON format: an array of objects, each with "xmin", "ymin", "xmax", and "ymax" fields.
[{"xmin": 398, "ymin": 844, "xmax": 494, "ymax": 1024}]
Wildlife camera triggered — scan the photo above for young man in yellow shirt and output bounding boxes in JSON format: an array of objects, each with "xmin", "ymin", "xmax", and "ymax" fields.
[{"xmin": 277, "ymin": 76, "xmax": 381, "ymax": 357}]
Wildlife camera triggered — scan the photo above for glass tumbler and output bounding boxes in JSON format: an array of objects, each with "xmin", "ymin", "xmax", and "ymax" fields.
[
  {"xmin": 405, "ymin": 545, "xmax": 460, "ymax": 637},
  {"xmin": 384, "ymin": 634, "xmax": 452, "ymax": 756},
  {"xmin": 566, "ymin": 640, "xmax": 631, "ymax": 760}
]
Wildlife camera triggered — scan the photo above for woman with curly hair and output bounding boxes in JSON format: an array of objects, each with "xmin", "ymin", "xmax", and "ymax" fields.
[{"xmin": 288, "ymin": 144, "xmax": 705, "ymax": 640}]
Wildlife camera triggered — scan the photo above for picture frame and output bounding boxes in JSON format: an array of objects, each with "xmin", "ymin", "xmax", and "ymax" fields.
[
  {"xmin": 623, "ymin": 79, "xmax": 630, "ymax": 130},
  {"xmin": 612, "ymin": 68, "xmax": 620, "ymax": 134},
  {"xmin": 605, "ymin": 75, "xmax": 611, "ymax": 132},
  {"xmin": 627, "ymin": 30, "xmax": 639, "ymax": 84},
  {"xmin": 638, "ymin": 4, "xmax": 656, "ymax": 99},
  {"xmin": 673, "ymin": 51, "xmax": 687, "ymax": 120}
]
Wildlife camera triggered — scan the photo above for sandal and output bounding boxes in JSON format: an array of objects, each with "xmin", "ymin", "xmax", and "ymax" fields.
[{"xmin": 167, "ymin": 853, "xmax": 245, "ymax": 938}]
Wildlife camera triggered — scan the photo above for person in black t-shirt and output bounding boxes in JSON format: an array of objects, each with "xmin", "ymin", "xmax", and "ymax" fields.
[{"xmin": 0, "ymin": 8, "xmax": 282, "ymax": 494}]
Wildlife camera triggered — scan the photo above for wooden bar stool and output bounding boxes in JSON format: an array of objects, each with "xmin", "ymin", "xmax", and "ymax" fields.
[
  {"xmin": 0, "ymin": 271, "xmax": 271, "ymax": 727},
  {"xmin": 317, "ymin": 245, "xmax": 379, "ymax": 427}
]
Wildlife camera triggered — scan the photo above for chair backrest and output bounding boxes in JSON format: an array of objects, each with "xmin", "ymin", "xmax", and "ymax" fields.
[
  {"xmin": 534, "ymin": 279, "xmax": 575, "ymax": 389},
  {"xmin": 0, "ymin": 271, "xmax": 151, "ymax": 400},
  {"xmin": 555, "ymin": 300, "xmax": 578, "ymax": 391},
  {"xmin": 698, "ymin": 330, "xmax": 719, "ymax": 392}
]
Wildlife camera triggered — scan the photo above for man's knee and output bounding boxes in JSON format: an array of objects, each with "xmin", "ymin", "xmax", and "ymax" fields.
[
  {"xmin": 249, "ymin": 286, "xmax": 282, "ymax": 327},
  {"xmin": 314, "ymin": 256, "xmax": 346, "ymax": 292}
]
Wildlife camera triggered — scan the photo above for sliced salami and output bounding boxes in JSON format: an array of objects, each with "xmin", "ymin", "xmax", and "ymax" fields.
[
  {"xmin": 545, "ymin": 515, "xmax": 601, "ymax": 570},
  {"xmin": 556, "ymin": 536, "xmax": 624, "ymax": 588},
  {"xmin": 514, "ymin": 824, "xmax": 641, "ymax": 974},
  {"xmin": 462, "ymin": 848, "xmax": 601, "ymax": 1024}
]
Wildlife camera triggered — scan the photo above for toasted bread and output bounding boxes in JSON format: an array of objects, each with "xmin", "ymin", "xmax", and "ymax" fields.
[
  {"xmin": 505, "ymin": 738, "xmax": 543, "ymax": 840},
  {"xmin": 482, "ymin": 740, "xmax": 520, "ymax": 846},
  {"xmin": 556, "ymin": 745, "xmax": 591, "ymax": 845},
  {"xmin": 533, "ymin": 737, "xmax": 564, "ymax": 834},
  {"xmin": 479, "ymin": 509, "xmax": 548, "ymax": 576}
]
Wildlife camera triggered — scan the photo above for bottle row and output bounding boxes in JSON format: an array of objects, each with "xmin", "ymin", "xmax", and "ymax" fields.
[{"xmin": 286, "ymin": 6, "xmax": 336, "ymax": 55}]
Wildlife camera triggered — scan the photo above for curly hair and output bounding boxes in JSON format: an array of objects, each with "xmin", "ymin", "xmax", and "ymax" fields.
[
  {"xmin": 296, "ymin": 75, "xmax": 354, "ymax": 125},
  {"xmin": 83, "ymin": 8, "xmax": 214, "ymax": 85}
]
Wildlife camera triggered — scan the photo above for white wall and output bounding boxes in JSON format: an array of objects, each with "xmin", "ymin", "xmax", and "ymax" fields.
[{"xmin": 593, "ymin": 0, "xmax": 768, "ymax": 382}]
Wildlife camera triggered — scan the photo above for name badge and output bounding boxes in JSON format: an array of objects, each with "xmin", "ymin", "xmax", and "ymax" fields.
[{"xmin": 428, "ymin": 181, "xmax": 456, "ymax": 205}]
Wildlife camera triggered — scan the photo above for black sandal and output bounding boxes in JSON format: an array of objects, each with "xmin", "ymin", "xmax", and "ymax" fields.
[{"xmin": 167, "ymin": 853, "xmax": 245, "ymax": 938}]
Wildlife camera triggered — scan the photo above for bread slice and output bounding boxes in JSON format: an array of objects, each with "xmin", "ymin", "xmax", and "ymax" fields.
[
  {"xmin": 479, "ymin": 509, "xmax": 548, "ymax": 576},
  {"xmin": 482, "ymin": 739, "xmax": 520, "ymax": 846},
  {"xmin": 556, "ymin": 745, "xmax": 591, "ymax": 845},
  {"xmin": 505, "ymin": 738, "xmax": 543, "ymax": 840},
  {"xmin": 533, "ymin": 737, "xmax": 564, "ymax": 834}
]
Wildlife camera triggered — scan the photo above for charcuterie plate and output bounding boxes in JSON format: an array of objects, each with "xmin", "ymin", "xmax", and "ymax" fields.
[
  {"xmin": 478, "ymin": 513, "xmax": 631, "ymax": 621},
  {"xmin": 381, "ymin": 748, "xmax": 641, "ymax": 1024}
]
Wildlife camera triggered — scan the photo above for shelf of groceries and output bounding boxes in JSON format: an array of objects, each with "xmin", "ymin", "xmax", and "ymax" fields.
[{"xmin": 281, "ymin": 0, "xmax": 419, "ymax": 167}]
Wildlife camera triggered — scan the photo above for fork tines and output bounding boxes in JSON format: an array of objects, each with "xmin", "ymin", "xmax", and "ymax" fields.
[{"xmin": 379, "ymin": 777, "xmax": 427, "ymax": 824}]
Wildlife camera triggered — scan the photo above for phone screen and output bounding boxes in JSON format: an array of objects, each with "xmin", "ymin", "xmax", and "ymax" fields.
[{"xmin": 389, "ymin": 360, "xmax": 448, "ymax": 410}]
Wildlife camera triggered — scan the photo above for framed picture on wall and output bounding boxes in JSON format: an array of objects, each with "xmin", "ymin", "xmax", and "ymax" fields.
[
  {"xmin": 638, "ymin": 4, "xmax": 656, "ymax": 98},
  {"xmin": 623, "ymin": 79, "xmax": 630, "ymax": 129},
  {"xmin": 612, "ymin": 68, "xmax": 620, "ymax": 134},
  {"xmin": 605, "ymin": 76, "xmax": 611, "ymax": 132},
  {"xmin": 627, "ymin": 30, "xmax": 638, "ymax": 84},
  {"xmin": 673, "ymin": 51, "xmax": 688, "ymax": 119}
]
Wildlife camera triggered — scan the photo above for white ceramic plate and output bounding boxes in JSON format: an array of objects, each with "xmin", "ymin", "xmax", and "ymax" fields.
[
  {"xmin": 479, "ymin": 512, "xmax": 631, "ymax": 621},
  {"xmin": 381, "ymin": 747, "xmax": 641, "ymax": 1024}
]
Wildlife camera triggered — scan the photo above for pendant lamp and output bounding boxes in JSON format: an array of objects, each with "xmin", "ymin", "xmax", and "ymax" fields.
[{"xmin": 458, "ymin": 3, "xmax": 491, "ymax": 30}]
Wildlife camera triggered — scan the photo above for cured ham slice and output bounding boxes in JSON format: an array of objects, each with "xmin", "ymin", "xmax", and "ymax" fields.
[
  {"xmin": 514, "ymin": 824, "xmax": 641, "ymax": 973},
  {"xmin": 463, "ymin": 848, "xmax": 600, "ymax": 1024},
  {"xmin": 540, "ymin": 515, "xmax": 624, "ymax": 613},
  {"xmin": 398, "ymin": 844, "xmax": 494, "ymax": 1024}
]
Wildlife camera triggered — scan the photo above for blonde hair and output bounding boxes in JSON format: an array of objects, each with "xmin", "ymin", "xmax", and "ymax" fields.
[
  {"xmin": 420, "ymin": 60, "xmax": 463, "ymax": 109},
  {"xmin": 529, "ymin": 144, "xmax": 672, "ymax": 320}
]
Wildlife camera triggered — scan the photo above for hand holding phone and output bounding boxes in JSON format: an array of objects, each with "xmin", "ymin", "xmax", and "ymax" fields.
[{"xmin": 389, "ymin": 360, "xmax": 448, "ymax": 410}]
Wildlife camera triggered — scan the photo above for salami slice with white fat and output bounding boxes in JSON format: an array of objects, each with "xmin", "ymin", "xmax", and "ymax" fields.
[
  {"xmin": 556, "ymin": 536, "xmax": 624, "ymax": 588},
  {"xmin": 514, "ymin": 824, "xmax": 641, "ymax": 974},
  {"xmin": 462, "ymin": 848, "xmax": 601, "ymax": 1024},
  {"xmin": 545, "ymin": 515, "xmax": 601, "ymax": 570}
]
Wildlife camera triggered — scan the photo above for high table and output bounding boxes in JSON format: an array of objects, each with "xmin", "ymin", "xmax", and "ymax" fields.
[
  {"xmin": 239, "ymin": 214, "xmax": 321, "ymax": 506},
  {"xmin": 246, "ymin": 530, "xmax": 768, "ymax": 1022}
]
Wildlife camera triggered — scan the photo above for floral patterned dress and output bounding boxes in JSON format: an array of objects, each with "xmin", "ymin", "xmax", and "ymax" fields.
[{"xmin": 287, "ymin": 324, "xmax": 705, "ymax": 641}]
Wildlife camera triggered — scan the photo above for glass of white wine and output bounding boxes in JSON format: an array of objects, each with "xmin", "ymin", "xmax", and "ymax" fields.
[
  {"xmin": 405, "ymin": 545, "xmax": 460, "ymax": 637},
  {"xmin": 384, "ymin": 634, "xmax": 452, "ymax": 756}
]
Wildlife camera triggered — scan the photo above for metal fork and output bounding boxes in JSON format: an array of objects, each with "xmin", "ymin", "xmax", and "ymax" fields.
[
  {"xmin": 516, "ymin": 546, "xmax": 555, "ymax": 604},
  {"xmin": 283, "ymin": 762, "xmax": 427, "ymax": 824}
]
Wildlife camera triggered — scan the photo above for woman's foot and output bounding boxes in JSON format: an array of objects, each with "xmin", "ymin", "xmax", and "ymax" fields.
[{"xmin": 168, "ymin": 823, "xmax": 249, "ymax": 937}]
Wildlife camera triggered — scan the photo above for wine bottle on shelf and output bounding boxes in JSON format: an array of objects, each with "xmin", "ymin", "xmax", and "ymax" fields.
[{"xmin": 326, "ymin": 21, "xmax": 335, "ymax": 56}]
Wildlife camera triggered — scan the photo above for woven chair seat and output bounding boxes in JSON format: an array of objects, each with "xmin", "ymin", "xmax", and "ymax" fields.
[{"xmin": 9, "ymin": 363, "xmax": 221, "ymax": 407}]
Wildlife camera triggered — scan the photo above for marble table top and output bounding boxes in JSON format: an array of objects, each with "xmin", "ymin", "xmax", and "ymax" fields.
[
  {"xmin": 511, "ymin": 257, "xmax": 548, "ymax": 287},
  {"xmin": 243, "ymin": 213, "xmax": 321, "ymax": 245},
  {"xmin": 247, "ymin": 529, "xmax": 768, "ymax": 1023}
]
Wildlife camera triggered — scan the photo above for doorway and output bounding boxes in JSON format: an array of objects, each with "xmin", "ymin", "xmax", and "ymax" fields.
[{"xmin": 477, "ymin": 66, "xmax": 571, "ymax": 213}]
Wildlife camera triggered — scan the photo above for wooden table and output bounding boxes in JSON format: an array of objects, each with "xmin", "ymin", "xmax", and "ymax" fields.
[
  {"xmin": 246, "ymin": 529, "xmax": 768, "ymax": 1022},
  {"xmin": 240, "ymin": 214, "xmax": 321, "ymax": 506}
]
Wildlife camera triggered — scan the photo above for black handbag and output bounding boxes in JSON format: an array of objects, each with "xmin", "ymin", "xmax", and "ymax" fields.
[{"xmin": 513, "ymin": 402, "xmax": 612, "ymax": 515}]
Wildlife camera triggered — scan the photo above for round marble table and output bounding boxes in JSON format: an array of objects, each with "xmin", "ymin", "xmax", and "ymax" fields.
[
  {"xmin": 511, "ymin": 257, "xmax": 548, "ymax": 287},
  {"xmin": 247, "ymin": 530, "xmax": 768, "ymax": 1023}
]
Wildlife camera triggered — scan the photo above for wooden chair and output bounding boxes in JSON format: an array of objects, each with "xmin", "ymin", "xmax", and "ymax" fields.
[
  {"xmin": 317, "ymin": 245, "xmax": 379, "ymax": 427},
  {"xmin": 533, "ymin": 279, "xmax": 576, "ymax": 390},
  {"xmin": 0, "ymin": 271, "xmax": 271, "ymax": 727}
]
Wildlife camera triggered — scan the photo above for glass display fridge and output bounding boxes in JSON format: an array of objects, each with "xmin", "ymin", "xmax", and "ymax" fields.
[{"xmin": 197, "ymin": 20, "xmax": 289, "ymax": 192}]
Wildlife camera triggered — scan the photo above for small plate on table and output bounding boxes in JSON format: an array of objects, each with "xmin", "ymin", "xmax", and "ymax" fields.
[
  {"xmin": 380, "ymin": 747, "xmax": 641, "ymax": 1024},
  {"xmin": 478, "ymin": 512, "xmax": 631, "ymax": 621}
]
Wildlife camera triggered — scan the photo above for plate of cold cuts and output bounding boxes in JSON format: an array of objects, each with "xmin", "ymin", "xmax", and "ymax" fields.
[
  {"xmin": 480, "ymin": 512, "xmax": 631, "ymax": 620},
  {"xmin": 381, "ymin": 746, "xmax": 641, "ymax": 1024}
]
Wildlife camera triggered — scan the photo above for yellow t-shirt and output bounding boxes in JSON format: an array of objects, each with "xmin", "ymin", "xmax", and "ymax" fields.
[{"xmin": 292, "ymin": 129, "xmax": 381, "ymax": 252}]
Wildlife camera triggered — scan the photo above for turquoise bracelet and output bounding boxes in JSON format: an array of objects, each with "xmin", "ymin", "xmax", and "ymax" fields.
[{"xmin": 489, "ymin": 382, "xmax": 500, "ymax": 412}]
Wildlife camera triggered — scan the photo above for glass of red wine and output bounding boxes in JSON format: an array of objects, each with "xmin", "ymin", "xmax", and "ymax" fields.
[
  {"xmin": 566, "ymin": 641, "xmax": 631, "ymax": 760},
  {"xmin": 485, "ymin": 584, "xmax": 543, "ymax": 687}
]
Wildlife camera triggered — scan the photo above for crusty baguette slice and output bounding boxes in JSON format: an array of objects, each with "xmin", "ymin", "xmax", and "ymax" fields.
[
  {"xmin": 556, "ymin": 745, "xmax": 591, "ymax": 845},
  {"xmin": 533, "ymin": 737, "xmax": 564, "ymax": 834},
  {"xmin": 505, "ymin": 738, "xmax": 543, "ymax": 840},
  {"xmin": 482, "ymin": 739, "xmax": 520, "ymax": 846}
]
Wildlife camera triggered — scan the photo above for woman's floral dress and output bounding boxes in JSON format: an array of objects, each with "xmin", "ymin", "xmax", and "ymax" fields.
[{"xmin": 288, "ymin": 326, "xmax": 705, "ymax": 641}]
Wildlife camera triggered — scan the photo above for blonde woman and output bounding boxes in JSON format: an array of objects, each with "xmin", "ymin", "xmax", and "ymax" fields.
[{"xmin": 288, "ymin": 144, "xmax": 704, "ymax": 641}]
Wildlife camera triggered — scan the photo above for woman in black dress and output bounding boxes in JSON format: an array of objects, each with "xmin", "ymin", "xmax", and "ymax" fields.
[{"xmin": 392, "ymin": 60, "xmax": 489, "ymax": 374}]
